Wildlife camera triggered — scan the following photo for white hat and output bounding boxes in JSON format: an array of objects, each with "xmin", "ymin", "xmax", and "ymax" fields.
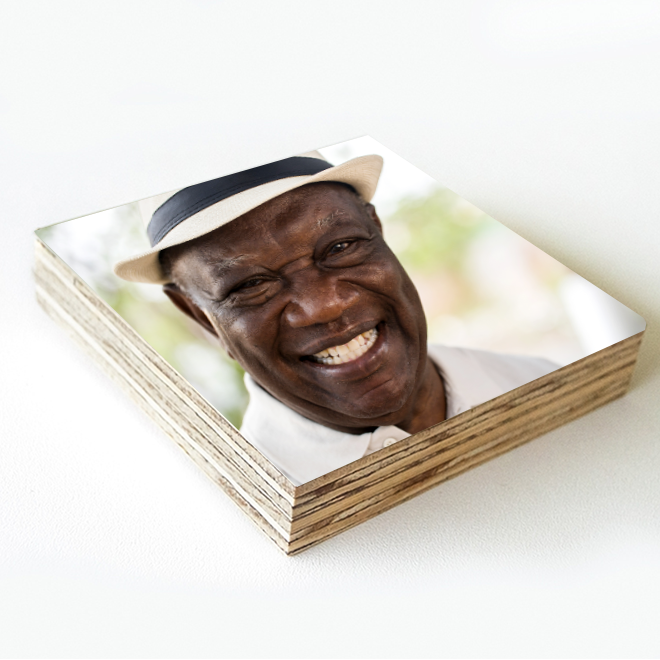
[{"xmin": 113, "ymin": 150, "xmax": 383, "ymax": 284}]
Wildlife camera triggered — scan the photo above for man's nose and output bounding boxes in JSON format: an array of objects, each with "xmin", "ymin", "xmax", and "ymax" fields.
[{"xmin": 283, "ymin": 272, "xmax": 360, "ymax": 328}]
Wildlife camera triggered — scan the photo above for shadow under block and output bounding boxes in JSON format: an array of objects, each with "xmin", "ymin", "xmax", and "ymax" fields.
[{"xmin": 34, "ymin": 237, "xmax": 645, "ymax": 555}]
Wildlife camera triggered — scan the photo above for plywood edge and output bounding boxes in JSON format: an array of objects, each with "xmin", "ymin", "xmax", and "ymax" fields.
[
  {"xmin": 289, "ymin": 370, "xmax": 629, "ymax": 547},
  {"xmin": 288, "ymin": 368, "xmax": 637, "ymax": 552},
  {"xmin": 34, "ymin": 238, "xmax": 295, "ymax": 552},
  {"xmin": 285, "ymin": 331, "xmax": 643, "ymax": 553}
]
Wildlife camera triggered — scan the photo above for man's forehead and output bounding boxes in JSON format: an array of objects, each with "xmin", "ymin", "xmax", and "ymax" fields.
[
  {"xmin": 212, "ymin": 209, "xmax": 363, "ymax": 271},
  {"xmin": 248, "ymin": 182, "xmax": 364, "ymax": 226},
  {"xmin": 170, "ymin": 183, "xmax": 371, "ymax": 277},
  {"xmin": 219, "ymin": 193, "xmax": 366, "ymax": 247}
]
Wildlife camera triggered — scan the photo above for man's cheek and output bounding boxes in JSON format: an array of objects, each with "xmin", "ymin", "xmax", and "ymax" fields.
[
  {"xmin": 221, "ymin": 315, "xmax": 275, "ymax": 361},
  {"xmin": 360, "ymin": 263, "xmax": 405, "ymax": 297},
  {"xmin": 211, "ymin": 313, "xmax": 247, "ymax": 359}
]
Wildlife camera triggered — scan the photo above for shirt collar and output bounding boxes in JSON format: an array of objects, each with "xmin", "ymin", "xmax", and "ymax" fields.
[{"xmin": 240, "ymin": 374, "xmax": 373, "ymax": 485}]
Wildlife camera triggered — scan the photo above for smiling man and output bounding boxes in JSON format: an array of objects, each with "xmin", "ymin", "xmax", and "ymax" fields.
[{"xmin": 115, "ymin": 151, "xmax": 557, "ymax": 485}]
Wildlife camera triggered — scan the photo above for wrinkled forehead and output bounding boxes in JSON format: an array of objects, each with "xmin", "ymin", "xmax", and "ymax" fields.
[{"xmin": 237, "ymin": 180, "xmax": 365, "ymax": 230}]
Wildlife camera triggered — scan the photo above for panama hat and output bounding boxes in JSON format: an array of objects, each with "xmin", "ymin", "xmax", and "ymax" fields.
[{"xmin": 113, "ymin": 150, "xmax": 384, "ymax": 284}]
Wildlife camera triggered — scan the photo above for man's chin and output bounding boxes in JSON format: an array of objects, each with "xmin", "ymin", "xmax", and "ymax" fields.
[{"xmin": 317, "ymin": 377, "xmax": 416, "ymax": 428}]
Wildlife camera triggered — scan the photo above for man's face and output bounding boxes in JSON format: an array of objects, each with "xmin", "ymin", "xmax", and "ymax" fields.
[{"xmin": 164, "ymin": 182, "xmax": 429, "ymax": 433}]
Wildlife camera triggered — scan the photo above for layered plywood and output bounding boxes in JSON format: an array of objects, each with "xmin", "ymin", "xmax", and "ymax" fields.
[{"xmin": 34, "ymin": 237, "xmax": 644, "ymax": 554}]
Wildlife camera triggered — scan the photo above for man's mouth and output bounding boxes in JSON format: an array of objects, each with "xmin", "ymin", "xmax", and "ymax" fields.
[{"xmin": 309, "ymin": 328, "xmax": 379, "ymax": 365}]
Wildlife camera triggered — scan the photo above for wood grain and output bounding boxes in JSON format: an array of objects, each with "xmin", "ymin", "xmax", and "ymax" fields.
[{"xmin": 34, "ymin": 236, "xmax": 645, "ymax": 554}]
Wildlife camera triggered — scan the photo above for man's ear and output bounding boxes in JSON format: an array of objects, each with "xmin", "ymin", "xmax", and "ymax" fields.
[
  {"xmin": 365, "ymin": 203, "xmax": 383, "ymax": 233},
  {"xmin": 162, "ymin": 283, "xmax": 218, "ymax": 337}
]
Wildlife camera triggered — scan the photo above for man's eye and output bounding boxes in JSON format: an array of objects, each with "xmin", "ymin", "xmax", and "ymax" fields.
[
  {"xmin": 328, "ymin": 241, "xmax": 351, "ymax": 256},
  {"xmin": 235, "ymin": 278, "xmax": 264, "ymax": 292}
]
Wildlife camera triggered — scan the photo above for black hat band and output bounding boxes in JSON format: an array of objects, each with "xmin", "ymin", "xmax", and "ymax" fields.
[{"xmin": 147, "ymin": 156, "xmax": 334, "ymax": 247}]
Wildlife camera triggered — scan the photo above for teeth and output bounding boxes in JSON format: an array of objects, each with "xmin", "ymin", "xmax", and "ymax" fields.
[{"xmin": 311, "ymin": 328, "xmax": 379, "ymax": 365}]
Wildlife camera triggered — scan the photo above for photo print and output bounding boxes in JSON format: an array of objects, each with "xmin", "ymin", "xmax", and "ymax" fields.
[{"xmin": 36, "ymin": 136, "xmax": 646, "ymax": 552}]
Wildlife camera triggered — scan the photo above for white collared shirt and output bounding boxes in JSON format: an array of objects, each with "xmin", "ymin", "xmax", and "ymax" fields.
[{"xmin": 240, "ymin": 345, "xmax": 559, "ymax": 486}]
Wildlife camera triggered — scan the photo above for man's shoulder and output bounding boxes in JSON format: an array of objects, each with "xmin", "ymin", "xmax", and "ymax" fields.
[
  {"xmin": 430, "ymin": 343, "xmax": 559, "ymax": 376},
  {"xmin": 428, "ymin": 344, "xmax": 561, "ymax": 407}
]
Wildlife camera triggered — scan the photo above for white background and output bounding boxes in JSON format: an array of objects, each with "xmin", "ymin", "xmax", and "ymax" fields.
[{"xmin": 1, "ymin": 1, "xmax": 659, "ymax": 657}]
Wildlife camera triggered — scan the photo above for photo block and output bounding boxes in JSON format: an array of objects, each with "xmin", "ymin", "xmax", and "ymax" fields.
[{"xmin": 34, "ymin": 136, "xmax": 646, "ymax": 554}]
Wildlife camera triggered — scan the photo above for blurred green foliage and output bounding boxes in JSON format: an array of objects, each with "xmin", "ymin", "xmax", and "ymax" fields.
[
  {"xmin": 38, "ymin": 205, "xmax": 249, "ymax": 429},
  {"xmin": 387, "ymin": 188, "xmax": 489, "ymax": 273}
]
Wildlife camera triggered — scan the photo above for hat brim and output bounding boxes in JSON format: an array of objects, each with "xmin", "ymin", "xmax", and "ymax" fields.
[{"xmin": 113, "ymin": 154, "xmax": 383, "ymax": 284}]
